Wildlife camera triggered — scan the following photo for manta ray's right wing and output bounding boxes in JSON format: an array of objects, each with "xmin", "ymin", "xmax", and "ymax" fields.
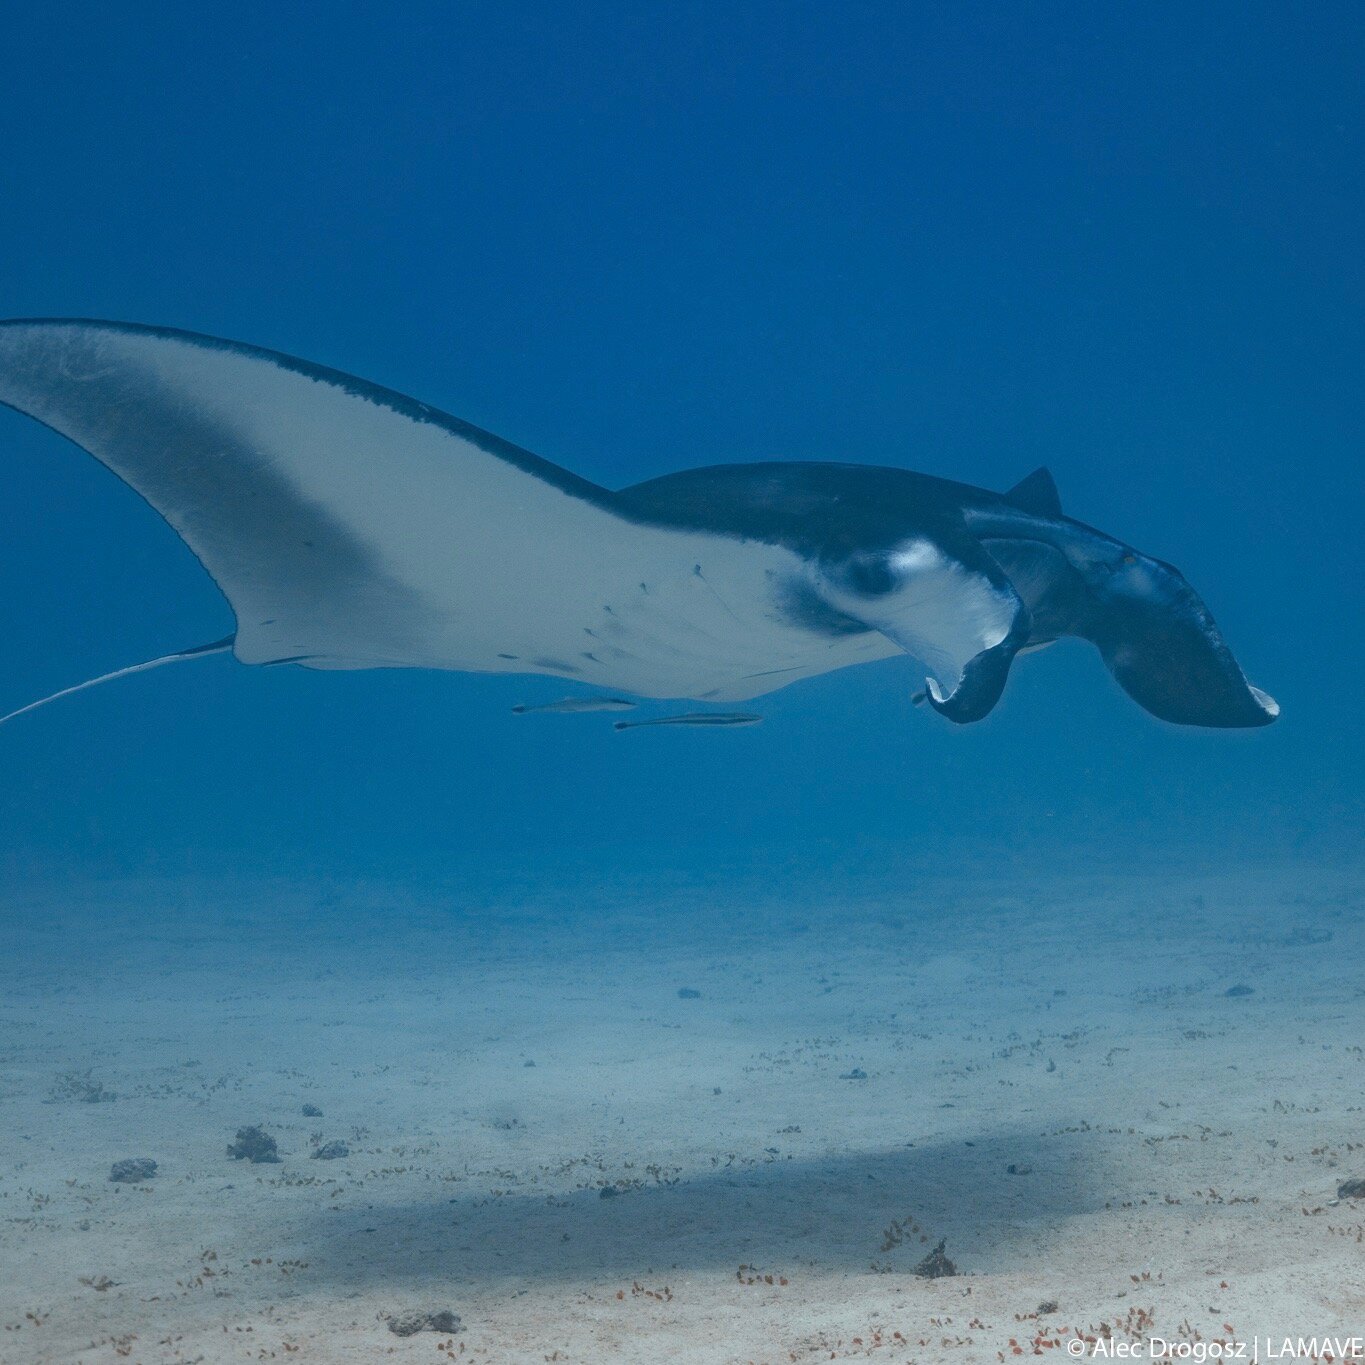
[
  {"xmin": 0, "ymin": 319, "xmax": 812, "ymax": 702},
  {"xmin": 0, "ymin": 319, "xmax": 642, "ymax": 674}
]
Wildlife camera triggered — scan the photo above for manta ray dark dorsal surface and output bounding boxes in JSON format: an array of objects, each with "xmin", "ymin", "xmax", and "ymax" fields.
[{"xmin": 621, "ymin": 460, "xmax": 1277, "ymax": 728}]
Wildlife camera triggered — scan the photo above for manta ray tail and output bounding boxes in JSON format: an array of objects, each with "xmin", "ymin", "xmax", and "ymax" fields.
[{"xmin": 0, "ymin": 636, "xmax": 234, "ymax": 728}]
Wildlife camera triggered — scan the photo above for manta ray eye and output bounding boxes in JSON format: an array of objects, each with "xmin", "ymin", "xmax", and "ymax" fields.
[{"xmin": 1122, "ymin": 554, "xmax": 1137, "ymax": 565}]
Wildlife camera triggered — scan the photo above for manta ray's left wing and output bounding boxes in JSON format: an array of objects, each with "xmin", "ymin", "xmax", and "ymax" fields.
[{"xmin": 0, "ymin": 319, "xmax": 806, "ymax": 699}]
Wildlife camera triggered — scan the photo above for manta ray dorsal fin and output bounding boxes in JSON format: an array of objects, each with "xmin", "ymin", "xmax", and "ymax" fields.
[{"xmin": 1003, "ymin": 466, "xmax": 1062, "ymax": 518}]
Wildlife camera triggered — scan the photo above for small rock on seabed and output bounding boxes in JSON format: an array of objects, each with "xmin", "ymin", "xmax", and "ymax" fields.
[
  {"xmin": 386, "ymin": 1309, "xmax": 462, "ymax": 1336},
  {"xmin": 227, "ymin": 1125, "xmax": 281, "ymax": 1164},
  {"xmin": 109, "ymin": 1158, "xmax": 157, "ymax": 1183},
  {"xmin": 913, "ymin": 1239, "xmax": 958, "ymax": 1278}
]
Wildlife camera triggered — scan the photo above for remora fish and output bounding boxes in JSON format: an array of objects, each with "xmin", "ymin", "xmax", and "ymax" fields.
[
  {"xmin": 512, "ymin": 697, "xmax": 637, "ymax": 714},
  {"xmin": 613, "ymin": 712, "xmax": 762, "ymax": 731}
]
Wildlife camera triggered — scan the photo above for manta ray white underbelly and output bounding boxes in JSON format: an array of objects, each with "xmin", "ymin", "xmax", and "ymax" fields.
[{"xmin": 0, "ymin": 319, "xmax": 1277, "ymax": 729}]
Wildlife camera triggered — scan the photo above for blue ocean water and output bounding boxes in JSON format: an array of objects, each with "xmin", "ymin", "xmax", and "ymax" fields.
[
  {"xmin": 0, "ymin": 9, "xmax": 1363, "ymax": 1359},
  {"xmin": 0, "ymin": 3, "xmax": 1358, "ymax": 890}
]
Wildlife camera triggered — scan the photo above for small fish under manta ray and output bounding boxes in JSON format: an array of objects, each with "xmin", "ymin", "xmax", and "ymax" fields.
[
  {"xmin": 0, "ymin": 319, "xmax": 1278, "ymax": 731},
  {"xmin": 511, "ymin": 697, "xmax": 757, "ymax": 730},
  {"xmin": 614, "ymin": 713, "xmax": 762, "ymax": 732}
]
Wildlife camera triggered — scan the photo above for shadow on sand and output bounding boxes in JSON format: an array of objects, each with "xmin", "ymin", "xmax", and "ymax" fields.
[{"xmin": 296, "ymin": 1126, "xmax": 1112, "ymax": 1286}]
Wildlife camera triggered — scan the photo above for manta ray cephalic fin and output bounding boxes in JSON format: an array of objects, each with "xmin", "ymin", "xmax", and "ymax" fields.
[{"xmin": 823, "ymin": 529, "xmax": 1032, "ymax": 724}]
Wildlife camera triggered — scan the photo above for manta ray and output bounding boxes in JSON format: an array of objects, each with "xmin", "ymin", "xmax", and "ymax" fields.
[{"xmin": 0, "ymin": 319, "xmax": 1277, "ymax": 729}]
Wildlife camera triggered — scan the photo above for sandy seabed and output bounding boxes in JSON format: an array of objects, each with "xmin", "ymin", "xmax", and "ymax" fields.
[{"xmin": 1, "ymin": 864, "xmax": 1362, "ymax": 1364}]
